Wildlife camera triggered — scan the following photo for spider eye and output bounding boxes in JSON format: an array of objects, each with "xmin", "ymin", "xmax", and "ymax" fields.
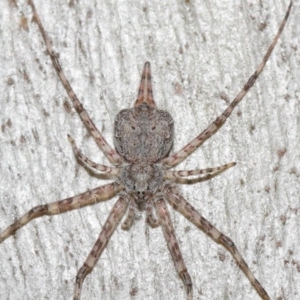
[
  {"xmin": 133, "ymin": 185, "xmax": 136, "ymax": 190},
  {"xmin": 147, "ymin": 186, "xmax": 150, "ymax": 190}
]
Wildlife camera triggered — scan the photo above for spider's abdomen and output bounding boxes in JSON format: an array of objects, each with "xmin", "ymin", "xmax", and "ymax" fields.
[{"xmin": 114, "ymin": 103, "xmax": 174, "ymax": 163}]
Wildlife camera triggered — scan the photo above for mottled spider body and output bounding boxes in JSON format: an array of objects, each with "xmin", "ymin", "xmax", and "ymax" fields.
[
  {"xmin": 115, "ymin": 80, "xmax": 174, "ymax": 206},
  {"xmin": 0, "ymin": 1, "xmax": 293, "ymax": 300}
]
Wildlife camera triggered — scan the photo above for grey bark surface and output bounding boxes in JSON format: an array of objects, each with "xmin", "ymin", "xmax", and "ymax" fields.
[{"xmin": 0, "ymin": 1, "xmax": 299, "ymax": 299}]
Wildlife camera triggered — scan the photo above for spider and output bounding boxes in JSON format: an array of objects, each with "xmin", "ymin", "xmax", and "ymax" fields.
[{"xmin": 0, "ymin": 1, "xmax": 292, "ymax": 299}]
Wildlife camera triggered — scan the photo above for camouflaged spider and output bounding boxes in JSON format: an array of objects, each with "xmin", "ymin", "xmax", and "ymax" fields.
[{"xmin": 0, "ymin": 1, "xmax": 292, "ymax": 299}]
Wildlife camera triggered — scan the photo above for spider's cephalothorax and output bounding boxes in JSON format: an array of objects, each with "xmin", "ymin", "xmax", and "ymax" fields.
[
  {"xmin": 0, "ymin": 1, "xmax": 292, "ymax": 300},
  {"xmin": 115, "ymin": 63, "xmax": 173, "ymax": 207},
  {"xmin": 119, "ymin": 162, "xmax": 164, "ymax": 207}
]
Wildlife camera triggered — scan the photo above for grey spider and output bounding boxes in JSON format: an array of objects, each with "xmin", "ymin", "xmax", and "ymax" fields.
[{"xmin": 0, "ymin": 1, "xmax": 292, "ymax": 299}]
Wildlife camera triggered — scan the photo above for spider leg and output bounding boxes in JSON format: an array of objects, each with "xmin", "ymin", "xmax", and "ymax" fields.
[
  {"xmin": 74, "ymin": 195, "xmax": 128, "ymax": 300},
  {"xmin": 164, "ymin": 162, "xmax": 236, "ymax": 180},
  {"xmin": 154, "ymin": 196, "xmax": 193, "ymax": 300},
  {"xmin": 162, "ymin": 2, "xmax": 292, "ymax": 168},
  {"xmin": 121, "ymin": 198, "xmax": 136, "ymax": 230},
  {"xmin": 164, "ymin": 184, "xmax": 270, "ymax": 300},
  {"xmin": 0, "ymin": 181, "xmax": 123, "ymax": 243},
  {"xmin": 146, "ymin": 201, "xmax": 160, "ymax": 228},
  {"xmin": 165, "ymin": 163, "xmax": 236, "ymax": 185},
  {"xmin": 28, "ymin": 0, "xmax": 123, "ymax": 166},
  {"xmin": 68, "ymin": 134, "xmax": 120, "ymax": 176},
  {"xmin": 134, "ymin": 62, "xmax": 157, "ymax": 108}
]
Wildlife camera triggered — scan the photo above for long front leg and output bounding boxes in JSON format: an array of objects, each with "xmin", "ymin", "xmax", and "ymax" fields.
[
  {"xmin": 162, "ymin": 2, "xmax": 292, "ymax": 168},
  {"xmin": 164, "ymin": 184, "xmax": 270, "ymax": 300},
  {"xmin": 28, "ymin": 0, "xmax": 123, "ymax": 166},
  {"xmin": 74, "ymin": 195, "xmax": 128, "ymax": 300},
  {"xmin": 154, "ymin": 196, "xmax": 193, "ymax": 300},
  {"xmin": 0, "ymin": 181, "xmax": 123, "ymax": 243}
]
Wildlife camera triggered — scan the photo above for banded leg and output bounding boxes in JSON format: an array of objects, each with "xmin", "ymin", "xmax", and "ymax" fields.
[
  {"xmin": 121, "ymin": 198, "xmax": 136, "ymax": 230},
  {"xmin": 68, "ymin": 134, "xmax": 120, "ymax": 176},
  {"xmin": 164, "ymin": 184, "xmax": 270, "ymax": 300},
  {"xmin": 166, "ymin": 167, "xmax": 235, "ymax": 185},
  {"xmin": 74, "ymin": 196, "xmax": 128, "ymax": 300},
  {"xmin": 162, "ymin": 2, "xmax": 292, "ymax": 168},
  {"xmin": 154, "ymin": 196, "xmax": 193, "ymax": 300},
  {"xmin": 0, "ymin": 181, "xmax": 123, "ymax": 243},
  {"xmin": 146, "ymin": 201, "xmax": 159, "ymax": 228},
  {"xmin": 28, "ymin": 0, "xmax": 123, "ymax": 166},
  {"xmin": 164, "ymin": 162, "xmax": 236, "ymax": 181}
]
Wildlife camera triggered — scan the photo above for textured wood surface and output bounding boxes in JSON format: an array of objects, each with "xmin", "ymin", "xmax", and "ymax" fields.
[{"xmin": 0, "ymin": 1, "xmax": 298, "ymax": 299}]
